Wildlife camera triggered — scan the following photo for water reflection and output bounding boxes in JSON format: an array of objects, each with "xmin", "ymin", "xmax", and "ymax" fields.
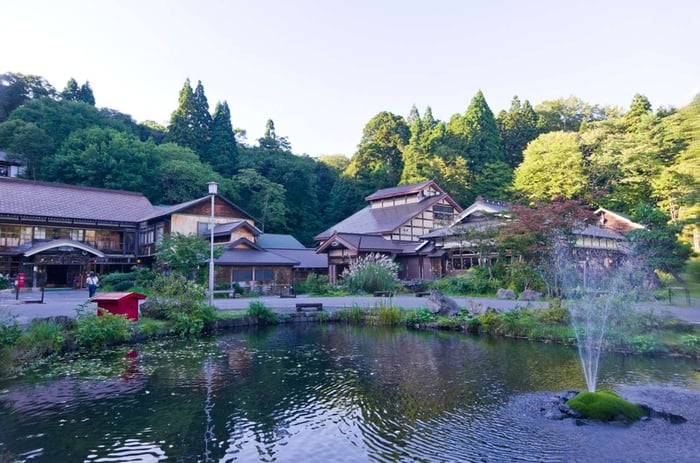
[{"xmin": 0, "ymin": 324, "xmax": 699, "ymax": 462}]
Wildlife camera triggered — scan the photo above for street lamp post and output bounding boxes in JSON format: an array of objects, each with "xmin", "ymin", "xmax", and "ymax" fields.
[{"xmin": 208, "ymin": 182, "xmax": 218, "ymax": 306}]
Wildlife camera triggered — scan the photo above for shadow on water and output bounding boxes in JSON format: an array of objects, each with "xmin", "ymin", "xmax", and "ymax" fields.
[{"xmin": 0, "ymin": 324, "xmax": 698, "ymax": 462}]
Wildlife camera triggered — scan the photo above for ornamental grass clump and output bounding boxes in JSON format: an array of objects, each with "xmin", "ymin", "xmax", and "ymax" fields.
[{"xmin": 341, "ymin": 253, "xmax": 399, "ymax": 294}]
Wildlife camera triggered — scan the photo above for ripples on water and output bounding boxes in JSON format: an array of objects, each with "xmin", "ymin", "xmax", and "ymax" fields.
[{"xmin": 1, "ymin": 324, "xmax": 699, "ymax": 462}]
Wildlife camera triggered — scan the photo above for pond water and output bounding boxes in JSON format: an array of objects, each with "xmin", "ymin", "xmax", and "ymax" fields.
[{"xmin": 1, "ymin": 324, "xmax": 699, "ymax": 463}]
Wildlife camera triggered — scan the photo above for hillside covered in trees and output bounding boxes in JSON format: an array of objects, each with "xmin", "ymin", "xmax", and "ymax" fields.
[{"xmin": 0, "ymin": 72, "xmax": 697, "ymax": 252}]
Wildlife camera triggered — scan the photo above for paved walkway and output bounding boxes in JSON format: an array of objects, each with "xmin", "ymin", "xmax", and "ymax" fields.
[{"xmin": 2, "ymin": 288, "xmax": 699, "ymax": 326}]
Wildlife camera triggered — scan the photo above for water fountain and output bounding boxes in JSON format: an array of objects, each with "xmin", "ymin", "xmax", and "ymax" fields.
[{"xmin": 555, "ymin": 251, "xmax": 640, "ymax": 393}]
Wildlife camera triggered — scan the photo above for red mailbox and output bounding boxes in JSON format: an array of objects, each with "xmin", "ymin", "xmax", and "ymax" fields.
[
  {"xmin": 17, "ymin": 273, "xmax": 25, "ymax": 289},
  {"xmin": 93, "ymin": 292, "xmax": 147, "ymax": 321}
]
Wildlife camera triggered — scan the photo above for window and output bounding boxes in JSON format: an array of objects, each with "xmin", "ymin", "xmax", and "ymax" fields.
[
  {"xmin": 255, "ymin": 269, "xmax": 273, "ymax": 281},
  {"xmin": 197, "ymin": 222, "xmax": 210, "ymax": 236},
  {"xmin": 233, "ymin": 269, "xmax": 253, "ymax": 281},
  {"xmin": 433, "ymin": 204, "xmax": 454, "ymax": 222}
]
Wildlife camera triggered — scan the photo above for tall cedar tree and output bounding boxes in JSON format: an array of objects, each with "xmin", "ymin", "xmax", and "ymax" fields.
[
  {"xmin": 258, "ymin": 119, "xmax": 291, "ymax": 151},
  {"xmin": 168, "ymin": 78, "xmax": 214, "ymax": 157},
  {"xmin": 77, "ymin": 81, "xmax": 95, "ymax": 105},
  {"xmin": 496, "ymin": 96, "xmax": 540, "ymax": 168},
  {"xmin": 206, "ymin": 101, "xmax": 238, "ymax": 176},
  {"xmin": 192, "ymin": 80, "xmax": 212, "ymax": 155},
  {"xmin": 61, "ymin": 78, "xmax": 80, "ymax": 101},
  {"xmin": 462, "ymin": 90, "xmax": 505, "ymax": 168}
]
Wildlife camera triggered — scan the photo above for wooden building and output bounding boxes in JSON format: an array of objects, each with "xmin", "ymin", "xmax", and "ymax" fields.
[{"xmin": 314, "ymin": 180, "xmax": 463, "ymax": 282}]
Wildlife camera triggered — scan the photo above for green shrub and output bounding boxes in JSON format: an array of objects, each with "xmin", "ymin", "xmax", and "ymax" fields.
[
  {"xmin": 139, "ymin": 275, "xmax": 215, "ymax": 337},
  {"xmin": 537, "ymin": 305, "xmax": 570, "ymax": 325},
  {"xmin": 477, "ymin": 310, "xmax": 504, "ymax": 335},
  {"xmin": 679, "ymin": 334, "xmax": 700, "ymax": 354},
  {"xmin": 74, "ymin": 306, "xmax": 132, "ymax": 350},
  {"xmin": 247, "ymin": 301, "xmax": 279, "ymax": 325},
  {"xmin": 334, "ymin": 306, "xmax": 367, "ymax": 324},
  {"xmin": 112, "ymin": 280, "xmax": 135, "ymax": 291},
  {"xmin": 436, "ymin": 317, "xmax": 462, "ymax": 330},
  {"xmin": 137, "ymin": 318, "xmax": 171, "ymax": 337},
  {"xmin": 0, "ymin": 275, "xmax": 10, "ymax": 290},
  {"xmin": 377, "ymin": 305, "xmax": 404, "ymax": 326},
  {"xmin": 16, "ymin": 320, "xmax": 65, "ymax": 357},
  {"xmin": 627, "ymin": 334, "xmax": 664, "ymax": 354},
  {"xmin": 303, "ymin": 273, "xmax": 334, "ymax": 295},
  {"xmin": 566, "ymin": 391, "xmax": 646, "ymax": 422},
  {"xmin": 0, "ymin": 309, "xmax": 21, "ymax": 347},
  {"xmin": 341, "ymin": 253, "xmax": 399, "ymax": 293},
  {"xmin": 405, "ymin": 308, "xmax": 437, "ymax": 326}
]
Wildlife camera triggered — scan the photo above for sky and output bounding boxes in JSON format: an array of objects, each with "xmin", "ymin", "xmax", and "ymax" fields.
[{"xmin": 3, "ymin": 0, "xmax": 699, "ymax": 157}]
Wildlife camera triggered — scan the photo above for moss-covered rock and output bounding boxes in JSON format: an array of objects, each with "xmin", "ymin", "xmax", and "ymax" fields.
[{"xmin": 566, "ymin": 391, "xmax": 647, "ymax": 422}]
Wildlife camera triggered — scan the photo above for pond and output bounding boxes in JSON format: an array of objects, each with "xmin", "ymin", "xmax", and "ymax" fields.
[{"xmin": 1, "ymin": 324, "xmax": 699, "ymax": 462}]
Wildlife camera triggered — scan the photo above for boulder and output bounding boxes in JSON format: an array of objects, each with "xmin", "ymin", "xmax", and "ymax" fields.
[
  {"xmin": 426, "ymin": 290, "xmax": 461, "ymax": 317},
  {"xmin": 496, "ymin": 288, "xmax": 516, "ymax": 300},
  {"xmin": 466, "ymin": 300, "xmax": 488, "ymax": 316},
  {"xmin": 519, "ymin": 289, "xmax": 542, "ymax": 301}
]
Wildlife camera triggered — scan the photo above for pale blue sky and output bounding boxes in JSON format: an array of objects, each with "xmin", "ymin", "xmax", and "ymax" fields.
[{"xmin": 3, "ymin": 0, "xmax": 698, "ymax": 157}]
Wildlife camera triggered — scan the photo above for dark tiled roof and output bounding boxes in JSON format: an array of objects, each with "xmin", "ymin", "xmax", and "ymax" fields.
[
  {"xmin": 0, "ymin": 177, "xmax": 156, "ymax": 222},
  {"xmin": 574, "ymin": 225, "xmax": 626, "ymax": 240},
  {"xmin": 314, "ymin": 195, "xmax": 449, "ymax": 241},
  {"xmin": 365, "ymin": 180, "xmax": 439, "ymax": 201},
  {"xmin": 270, "ymin": 248, "xmax": 327, "ymax": 268},
  {"xmin": 200, "ymin": 221, "xmax": 260, "ymax": 238},
  {"xmin": 316, "ymin": 232, "xmax": 403, "ymax": 253},
  {"xmin": 258, "ymin": 234, "xmax": 305, "ymax": 249},
  {"xmin": 216, "ymin": 248, "xmax": 299, "ymax": 266}
]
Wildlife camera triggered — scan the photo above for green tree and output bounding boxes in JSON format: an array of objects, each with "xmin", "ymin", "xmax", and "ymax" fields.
[
  {"xmin": 513, "ymin": 131, "xmax": 587, "ymax": 202},
  {"xmin": 156, "ymin": 232, "xmax": 222, "ymax": 280},
  {"xmin": 191, "ymin": 80, "xmax": 212, "ymax": 155},
  {"xmin": 622, "ymin": 93, "xmax": 653, "ymax": 130},
  {"xmin": 167, "ymin": 79, "xmax": 198, "ymax": 152},
  {"xmin": 535, "ymin": 96, "xmax": 608, "ymax": 133},
  {"xmin": 78, "ymin": 81, "xmax": 95, "ymax": 106},
  {"xmin": 258, "ymin": 119, "xmax": 291, "ymax": 151},
  {"xmin": 42, "ymin": 127, "xmax": 159, "ymax": 193},
  {"xmin": 61, "ymin": 78, "xmax": 80, "ymax": 101},
  {"xmin": 206, "ymin": 101, "xmax": 238, "ymax": 176},
  {"xmin": 152, "ymin": 143, "xmax": 222, "ymax": 204},
  {"xmin": 344, "ymin": 111, "xmax": 409, "ymax": 197},
  {"xmin": 497, "ymin": 96, "xmax": 540, "ymax": 168},
  {"xmin": 627, "ymin": 204, "xmax": 692, "ymax": 283},
  {"xmin": 0, "ymin": 120, "xmax": 54, "ymax": 179},
  {"xmin": 230, "ymin": 168, "xmax": 287, "ymax": 232},
  {"xmin": 462, "ymin": 90, "xmax": 505, "ymax": 168},
  {"xmin": 0, "ymin": 72, "xmax": 56, "ymax": 121}
]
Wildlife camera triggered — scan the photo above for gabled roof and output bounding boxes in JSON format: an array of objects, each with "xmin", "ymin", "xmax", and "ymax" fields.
[
  {"xmin": 0, "ymin": 177, "xmax": 156, "ymax": 223},
  {"xmin": 365, "ymin": 180, "xmax": 442, "ymax": 201},
  {"xmin": 314, "ymin": 194, "xmax": 458, "ymax": 241},
  {"xmin": 452, "ymin": 196, "xmax": 509, "ymax": 226},
  {"xmin": 594, "ymin": 208, "xmax": 644, "ymax": 233},
  {"xmin": 258, "ymin": 233, "xmax": 305, "ymax": 249},
  {"xmin": 316, "ymin": 232, "xmax": 403, "ymax": 254},
  {"xmin": 573, "ymin": 224, "xmax": 627, "ymax": 240},
  {"xmin": 147, "ymin": 194, "xmax": 257, "ymax": 223},
  {"xmin": 199, "ymin": 221, "xmax": 261, "ymax": 239}
]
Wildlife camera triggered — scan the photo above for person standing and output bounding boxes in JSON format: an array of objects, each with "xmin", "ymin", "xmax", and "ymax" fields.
[{"xmin": 87, "ymin": 271, "xmax": 99, "ymax": 298}]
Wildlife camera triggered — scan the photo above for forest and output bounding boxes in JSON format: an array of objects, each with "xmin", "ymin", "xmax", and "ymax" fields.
[{"xmin": 0, "ymin": 72, "xmax": 697, "ymax": 254}]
